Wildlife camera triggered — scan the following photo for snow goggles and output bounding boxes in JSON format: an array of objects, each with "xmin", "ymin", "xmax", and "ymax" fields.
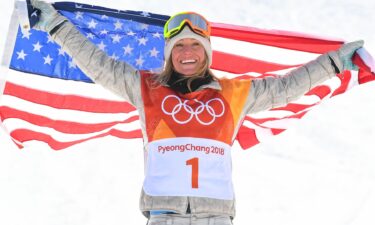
[{"xmin": 164, "ymin": 12, "xmax": 211, "ymax": 39}]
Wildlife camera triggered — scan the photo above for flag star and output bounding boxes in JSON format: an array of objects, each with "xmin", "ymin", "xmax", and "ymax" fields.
[
  {"xmin": 100, "ymin": 29, "xmax": 109, "ymax": 35},
  {"xmin": 43, "ymin": 54, "xmax": 53, "ymax": 65},
  {"xmin": 58, "ymin": 48, "xmax": 65, "ymax": 56},
  {"xmin": 141, "ymin": 11, "xmax": 150, "ymax": 17},
  {"xmin": 31, "ymin": 10, "xmax": 38, "ymax": 17},
  {"xmin": 86, "ymin": 33, "xmax": 95, "ymax": 39},
  {"xmin": 127, "ymin": 30, "xmax": 136, "ymax": 36},
  {"xmin": 101, "ymin": 14, "xmax": 108, "ymax": 19},
  {"xmin": 21, "ymin": 30, "xmax": 32, "ymax": 39},
  {"xmin": 47, "ymin": 35, "xmax": 54, "ymax": 43},
  {"xmin": 152, "ymin": 32, "xmax": 162, "ymax": 39},
  {"xmin": 111, "ymin": 34, "xmax": 122, "ymax": 43},
  {"xmin": 32, "ymin": 41, "xmax": 43, "ymax": 52},
  {"xmin": 110, "ymin": 53, "xmax": 119, "ymax": 60},
  {"xmin": 149, "ymin": 47, "xmax": 160, "ymax": 58},
  {"xmin": 114, "ymin": 20, "xmax": 123, "ymax": 30},
  {"xmin": 75, "ymin": 11, "xmax": 84, "ymax": 20},
  {"xmin": 68, "ymin": 60, "xmax": 77, "ymax": 68},
  {"xmin": 97, "ymin": 41, "xmax": 106, "ymax": 51},
  {"xmin": 123, "ymin": 44, "xmax": 133, "ymax": 55},
  {"xmin": 137, "ymin": 37, "xmax": 148, "ymax": 46},
  {"xmin": 135, "ymin": 55, "xmax": 145, "ymax": 67},
  {"xmin": 75, "ymin": 4, "xmax": 83, "ymax": 8},
  {"xmin": 140, "ymin": 23, "xmax": 149, "ymax": 30},
  {"xmin": 16, "ymin": 50, "xmax": 27, "ymax": 60},
  {"xmin": 88, "ymin": 19, "xmax": 98, "ymax": 29}
]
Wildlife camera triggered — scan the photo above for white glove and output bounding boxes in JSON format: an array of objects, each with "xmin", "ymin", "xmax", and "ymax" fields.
[
  {"xmin": 30, "ymin": 0, "xmax": 67, "ymax": 33},
  {"xmin": 337, "ymin": 40, "xmax": 364, "ymax": 71}
]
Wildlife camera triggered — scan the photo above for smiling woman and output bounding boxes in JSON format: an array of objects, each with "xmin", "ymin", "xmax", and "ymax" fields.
[
  {"xmin": 0, "ymin": 1, "xmax": 375, "ymax": 225},
  {"xmin": 27, "ymin": 0, "xmax": 364, "ymax": 222},
  {"xmin": 171, "ymin": 38, "xmax": 206, "ymax": 76}
]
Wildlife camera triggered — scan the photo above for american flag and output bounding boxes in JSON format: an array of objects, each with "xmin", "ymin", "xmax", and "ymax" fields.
[{"xmin": 0, "ymin": 1, "xmax": 374, "ymax": 150}]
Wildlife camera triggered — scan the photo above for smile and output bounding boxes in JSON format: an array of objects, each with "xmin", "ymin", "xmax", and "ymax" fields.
[{"xmin": 181, "ymin": 59, "xmax": 197, "ymax": 64}]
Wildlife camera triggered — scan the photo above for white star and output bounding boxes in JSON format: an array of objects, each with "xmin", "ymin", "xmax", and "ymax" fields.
[
  {"xmin": 47, "ymin": 35, "xmax": 54, "ymax": 43},
  {"xmin": 152, "ymin": 32, "xmax": 162, "ymax": 39},
  {"xmin": 141, "ymin": 11, "xmax": 150, "ymax": 17},
  {"xmin": 101, "ymin": 14, "xmax": 108, "ymax": 19},
  {"xmin": 140, "ymin": 23, "xmax": 149, "ymax": 30},
  {"xmin": 88, "ymin": 19, "xmax": 98, "ymax": 29},
  {"xmin": 138, "ymin": 37, "xmax": 148, "ymax": 46},
  {"xmin": 58, "ymin": 48, "xmax": 65, "ymax": 56},
  {"xmin": 123, "ymin": 44, "xmax": 133, "ymax": 55},
  {"xmin": 86, "ymin": 33, "xmax": 95, "ymax": 39},
  {"xmin": 114, "ymin": 20, "xmax": 123, "ymax": 30},
  {"xmin": 43, "ymin": 54, "xmax": 53, "ymax": 65},
  {"xmin": 68, "ymin": 60, "xmax": 77, "ymax": 68},
  {"xmin": 75, "ymin": 4, "xmax": 83, "ymax": 8},
  {"xmin": 127, "ymin": 30, "xmax": 136, "ymax": 36},
  {"xmin": 22, "ymin": 30, "xmax": 31, "ymax": 39},
  {"xmin": 111, "ymin": 34, "xmax": 122, "ymax": 43},
  {"xmin": 100, "ymin": 29, "xmax": 109, "ymax": 35},
  {"xmin": 75, "ymin": 11, "xmax": 84, "ymax": 20},
  {"xmin": 149, "ymin": 47, "xmax": 160, "ymax": 58},
  {"xmin": 110, "ymin": 53, "xmax": 119, "ymax": 60},
  {"xmin": 32, "ymin": 41, "xmax": 43, "ymax": 52},
  {"xmin": 135, "ymin": 55, "xmax": 145, "ymax": 67},
  {"xmin": 16, "ymin": 50, "xmax": 27, "ymax": 60},
  {"xmin": 97, "ymin": 41, "xmax": 106, "ymax": 51},
  {"xmin": 31, "ymin": 11, "xmax": 38, "ymax": 17}
]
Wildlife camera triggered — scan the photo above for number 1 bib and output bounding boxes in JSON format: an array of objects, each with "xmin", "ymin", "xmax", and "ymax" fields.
[{"xmin": 143, "ymin": 137, "xmax": 234, "ymax": 200}]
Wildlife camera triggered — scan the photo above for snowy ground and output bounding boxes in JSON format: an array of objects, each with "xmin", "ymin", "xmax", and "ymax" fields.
[{"xmin": 1, "ymin": 0, "xmax": 375, "ymax": 225}]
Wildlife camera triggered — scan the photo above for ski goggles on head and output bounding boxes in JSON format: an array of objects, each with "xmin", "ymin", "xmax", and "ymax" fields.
[{"xmin": 164, "ymin": 12, "xmax": 211, "ymax": 39}]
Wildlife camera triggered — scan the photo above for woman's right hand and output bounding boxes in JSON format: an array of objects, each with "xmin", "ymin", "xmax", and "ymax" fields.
[{"xmin": 30, "ymin": 0, "xmax": 67, "ymax": 33}]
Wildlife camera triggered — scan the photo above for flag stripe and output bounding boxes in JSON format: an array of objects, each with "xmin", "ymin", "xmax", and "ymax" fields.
[
  {"xmin": 0, "ymin": 106, "xmax": 139, "ymax": 134},
  {"xmin": 4, "ymin": 82, "xmax": 135, "ymax": 113},
  {"xmin": 211, "ymin": 22, "xmax": 344, "ymax": 53},
  {"xmin": 4, "ymin": 118, "xmax": 142, "ymax": 142},
  {"xmin": 10, "ymin": 128, "xmax": 142, "ymax": 150},
  {"xmin": 211, "ymin": 36, "xmax": 321, "ymax": 65},
  {"xmin": 212, "ymin": 50, "xmax": 298, "ymax": 74}
]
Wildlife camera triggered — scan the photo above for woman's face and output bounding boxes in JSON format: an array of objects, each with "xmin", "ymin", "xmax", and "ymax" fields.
[{"xmin": 171, "ymin": 38, "xmax": 206, "ymax": 76}]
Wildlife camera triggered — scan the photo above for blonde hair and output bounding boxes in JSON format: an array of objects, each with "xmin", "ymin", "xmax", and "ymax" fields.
[{"xmin": 152, "ymin": 53, "xmax": 215, "ymax": 92}]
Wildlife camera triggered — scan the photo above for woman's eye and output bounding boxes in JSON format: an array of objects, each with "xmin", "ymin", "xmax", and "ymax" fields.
[{"xmin": 175, "ymin": 44, "xmax": 184, "ymax": 49}]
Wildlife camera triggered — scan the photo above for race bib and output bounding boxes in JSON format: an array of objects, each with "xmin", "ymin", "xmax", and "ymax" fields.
[{"xmin": 143, "ymin": 137, "xmax": 234, "ymax": 200}]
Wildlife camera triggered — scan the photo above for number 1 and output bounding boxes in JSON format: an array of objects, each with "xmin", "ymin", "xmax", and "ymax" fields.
[{"xmin": 186, "ymin": 157, "xmax": 199, "ymax": 189}]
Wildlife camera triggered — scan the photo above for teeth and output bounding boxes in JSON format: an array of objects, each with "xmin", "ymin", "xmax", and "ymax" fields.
[{"xmin": 181, "ymin": 59, "xmax": 196, "ymax": 64}]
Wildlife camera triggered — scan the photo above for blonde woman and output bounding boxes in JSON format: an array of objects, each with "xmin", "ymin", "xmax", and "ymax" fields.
[{"xmin": 31, "ymin": 1, "xmax": 363, "ymax": 224}]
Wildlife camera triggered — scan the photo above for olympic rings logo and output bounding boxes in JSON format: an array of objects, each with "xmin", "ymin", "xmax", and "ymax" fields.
[{"xmin": 161, "ymin": 95, "xmax": 225, "ymax": 125}]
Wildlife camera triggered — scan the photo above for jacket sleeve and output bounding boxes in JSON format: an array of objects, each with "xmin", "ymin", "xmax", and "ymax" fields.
[
  {"xmin": 50, "ymin": 21, "xmax": 142, "ymax": 108},
  {"xmin": 244, "ymin": 52, "xmax": 342, "ymax": 114}
]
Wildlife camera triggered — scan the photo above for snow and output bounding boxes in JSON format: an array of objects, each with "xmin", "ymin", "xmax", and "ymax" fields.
[{"xmin": 1, "ymin": 0, "xmax": 375, "ymax": 224}]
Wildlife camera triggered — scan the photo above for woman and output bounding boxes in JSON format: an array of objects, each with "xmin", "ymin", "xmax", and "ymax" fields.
[{"xmin": 31, "ymin": 1, "xmax": 363, "ymax": 224}]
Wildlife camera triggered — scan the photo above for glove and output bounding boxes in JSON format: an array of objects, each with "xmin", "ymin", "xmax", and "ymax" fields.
[
  {"xmin": 336, "ymin": 40, "xmax": 364, "ymax": 71},
  {"xmin": 30, "ymin": 0, "xmax": 67, "ymax": 33}
]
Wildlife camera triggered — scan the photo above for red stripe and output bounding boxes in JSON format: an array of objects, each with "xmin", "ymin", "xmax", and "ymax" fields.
[
  {"xmin": 332, "ymin": 71, "xmax": 352, "ymax": 97},
  {"xmin": 306, "ymin": 85, "xmax": 332, "ymax": 99},
  {"xmin": 271, "ymin": 128, "xmax": 286, "ymax": 135},
  {"xmin": 0, "ymin": 106, "xmax": 140, "ymax": 134},
  {"xmin": 271, "ymin": 103, "xmax": 316, "ymax": 114},
  {"xmin": 236, "ymin": 125, "xmax": 259, "ymax": 150},
  {"xmin": 353, "ymin": 53, "xmax": 375, "ymax": 84},
  {"xmin": 212, "ymin": 50, "xmax": 296, "ymax": 74},
  {"xmin": 211, "ymin": 22, "xmax": 343, "ymax": 53},
  {"xmin": 4, "ymin": 82, "xmax": 136, "ymax": 113},
  {"xmin": 10, "ymin": 128, "xmax": 142, "ymax": 150},
  {"xmin": 245, "ymin": 111, "xmax": 308, "ymax": 125}
]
